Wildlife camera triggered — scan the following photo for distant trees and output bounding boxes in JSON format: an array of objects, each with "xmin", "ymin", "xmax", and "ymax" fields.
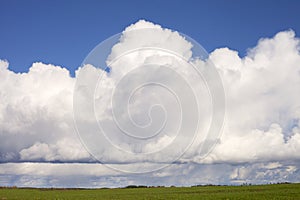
[{"xmin": 124, "ymin": 185, "xmax": 147, "ymax": 188}]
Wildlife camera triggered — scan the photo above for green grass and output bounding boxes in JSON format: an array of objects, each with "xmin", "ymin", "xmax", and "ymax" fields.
[{"xmin": 0, "ymin": 183, "xmax": 300, "ymax": 200}]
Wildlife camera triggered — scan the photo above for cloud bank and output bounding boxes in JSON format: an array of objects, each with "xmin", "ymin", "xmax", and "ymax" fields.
[{"xmin": 0, "ymin": 20, "xmax": 300, "ymax": 186}]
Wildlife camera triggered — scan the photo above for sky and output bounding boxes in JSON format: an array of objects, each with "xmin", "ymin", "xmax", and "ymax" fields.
[
  {"xmin": 1, "ymin": 0, "xmax": 300, "ymax": 188},
  {"xmin": 1, "ymin": 0, "xmax": 300, "ymax": 75}
]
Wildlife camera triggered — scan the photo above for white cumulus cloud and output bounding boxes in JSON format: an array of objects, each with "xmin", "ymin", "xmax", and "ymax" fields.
[{"xmin": 0, "ymin": 20, "xmax": 300, "ymax": 186}]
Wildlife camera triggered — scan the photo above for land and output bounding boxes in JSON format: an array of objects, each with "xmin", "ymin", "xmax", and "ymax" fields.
[{"xmin": 1, "ymin": 183, "xmax": 300, "ymax": 199}]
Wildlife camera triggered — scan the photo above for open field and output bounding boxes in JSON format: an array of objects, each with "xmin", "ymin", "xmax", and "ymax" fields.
[{"xmin": 0, "ymin": 183, "xmax": 300, "ymax": 199}]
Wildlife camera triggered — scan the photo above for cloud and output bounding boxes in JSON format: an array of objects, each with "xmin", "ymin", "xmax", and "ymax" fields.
[
  {"xmin": 202, "ymin": 30, "xmax": 300, "ymax": 164},
  {"xmin": 0, "ymin": 20, "xmax": 300, "ymax": 186},
  {"xmin": 0, "ymin": 162, "xmax": 299, "ymax": 187},
  {"xmin": 0, "ymin": 61, "xmax": 90, "ymax": 162},
  {"xmin": 73, "ymin": 19, "xmax": 217, "ymax": 171}
]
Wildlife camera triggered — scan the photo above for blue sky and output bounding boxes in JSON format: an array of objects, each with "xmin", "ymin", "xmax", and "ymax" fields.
[
  {"xmin": 1, "ymin": 1, "xmax": 300, "ymax": 188},
  {"xmin": 1, "ymin": 0, "xmax": 300, "ymax": 75}
]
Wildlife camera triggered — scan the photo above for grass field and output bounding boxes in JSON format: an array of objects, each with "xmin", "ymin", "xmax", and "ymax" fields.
[{"xmin": 0, "ymin": 183, "xmax": 300, "ymax": 199}]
